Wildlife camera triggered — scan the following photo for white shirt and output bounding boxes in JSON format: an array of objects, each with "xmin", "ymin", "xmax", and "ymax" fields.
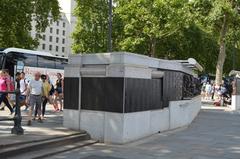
[
  {"xmin": 28, "ymin": 79, "xmax": 43, "ymax": 95},
  {"xmin": 20, "ymin": 79, "xmax": 27, "ymax": 95},
  {"xmin": 205, "ymin": 84, "xmax": 212, "ymax": 92}
]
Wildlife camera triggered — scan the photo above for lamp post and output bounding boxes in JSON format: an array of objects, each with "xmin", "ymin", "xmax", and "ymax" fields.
[
  {"xmin": 11, "ymin": 81, "xmax": 24, "ymax": 135},
  {"xmin": 233, "ymin": 36, "xmax": 236, "ymax": 70},
  {"xmin": 108, "ymin": 0, "xmax": 113, "ymax": 52}
]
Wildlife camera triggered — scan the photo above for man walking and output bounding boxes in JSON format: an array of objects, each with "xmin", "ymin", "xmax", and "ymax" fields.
[
  {"xmin": 27, "ymin": 72, "xmax": 43, "ymax": 126},
  {"xmin": 34, "ymin": 74, "xmax": 51, "ymax": 119}
]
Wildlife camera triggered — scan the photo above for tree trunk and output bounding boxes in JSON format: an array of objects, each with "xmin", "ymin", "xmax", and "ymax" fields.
[
  {"xmin": 215, "ymin": 13, "xmax": 228, "ymax": 86},
  {"xmin": 150, "ymin": 38, "xmax": 156, "ymax": 57}
]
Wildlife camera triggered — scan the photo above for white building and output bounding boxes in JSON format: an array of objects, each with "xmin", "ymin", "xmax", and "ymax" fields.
[{"xmin": 31, "ymin": 0, "xmax": 76, "ymax": 57}]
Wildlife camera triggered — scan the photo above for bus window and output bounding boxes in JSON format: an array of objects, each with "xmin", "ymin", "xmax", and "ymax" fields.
[
  {"xmin": 25, "ymin": 54, "xmax": 37, "ymax": 67},
  {"xmin": 55, "ymin": 58, "xmax": 67, "ymax": 69},
  {"xmin": 5, "ymin": 52, "xmax": 17, "ymax": 77},
  {"xmin": 38, "ymin": 56, "xmax": 55, "ymax": 69},
  {"xmin": 0, "ymin": 52, "xmax": 4, "ymax": 69}
]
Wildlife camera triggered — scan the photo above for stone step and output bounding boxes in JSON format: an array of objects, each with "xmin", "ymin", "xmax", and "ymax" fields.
[
  {"xmin": 0, "ymin": 131, "xmax": 86, "ymax": 149},
  {"xmin": 15, "ymin": 140, "xmax": 98, "ymax": 159},
  {"xmin": 0, "ymin": 132, "xmax": 93, "ymax": 158}
]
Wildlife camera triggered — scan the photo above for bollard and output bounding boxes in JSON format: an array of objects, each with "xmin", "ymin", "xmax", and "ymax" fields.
[{"xmin": 11, "ymin": 83, "xmax": 24, "ymax": 135}]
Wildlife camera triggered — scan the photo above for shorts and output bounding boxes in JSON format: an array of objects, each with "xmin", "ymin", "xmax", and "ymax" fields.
[
  {"xmin": 55, "ymin": 87, "xmax": 62, "ymax": 94},
  {"xmin": 20, "ymin": 95, "xmax": 26, "ymax": 101},
  {"xmin": 29, "ymin": 95, "xmax": 42, "ymax": 110}
]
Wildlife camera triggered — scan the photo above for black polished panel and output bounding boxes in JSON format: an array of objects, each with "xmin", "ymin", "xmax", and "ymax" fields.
[
  {"xmin": 162, "ymin": 71, "xmax": 183, "ymax": 107},
  {"xmin": 64, "ymin": 77, "xmax": 79, "ymax": 110},
  {"xmin": 81, "ymin": 77, "xmax": 124, "ymax": 113},
  {"xmin": 81, "ymin": 77, "xmax": 163, "ymax": 113},
  {"xmin": 124, "ymin": 78, "xmax": 163, "ymax": 113}
]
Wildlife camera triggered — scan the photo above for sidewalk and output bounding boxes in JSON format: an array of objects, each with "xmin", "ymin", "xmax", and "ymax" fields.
[
  {"xmin": 0, "ymin": 105, "xmax": 79, "ymax": 147},
  {"xmin": 50, "ymin": 108, "xmax": 240, "ymax": 159}
]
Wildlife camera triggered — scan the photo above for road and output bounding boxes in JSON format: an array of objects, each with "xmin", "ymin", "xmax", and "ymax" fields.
[{"xmin": 50, "ymin": 107, "xmax": 240, "ymax": 159}]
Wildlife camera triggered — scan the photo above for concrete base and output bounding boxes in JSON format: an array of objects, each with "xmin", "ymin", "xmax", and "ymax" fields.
[
  {"xmin": 169, "ymin": 96, "xmax": 201, "ymax": 129},
  {"xmin": 231, "ymin": 95, "xmax": 240, "ymax": 111},
  {"xmin": 64, "ymin": 96, "xmax": 201, "ymax": 144},
  {"xmin": 63, "ymin": 109, "xmax": 80, "ymax": 130},
  {"xmin": 79, "ymin": 108, "xmax": 169, "ymax": 144}
]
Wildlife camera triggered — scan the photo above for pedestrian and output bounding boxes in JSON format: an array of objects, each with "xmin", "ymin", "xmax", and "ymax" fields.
[
  {"xmin": 54, "ymin": 73, "xmax": 63, "ymax": 111},
  {"xmin": 0, "ymin": 70, "xmax": 14, "ymax": 115},
  {"xmin": 211, "ymin": 82, "xmax": 216, "ymax": 101},
  {"xmin": 13, "ymin": 72, "xmax": 29, "ymax": 110},
  {"xmin": 34, "ymin": 74, "xmax": 51, "ymax": 119},
  {"xmin": 201, "ymin": 82, "xmax": 206, "ymax": 100},
  {"xmin": 27, "ymin": 72, "xmax": 43, "ymax": 126},
  {"xmin": 205, "ymin": 82, "xmax": 212, "ymax": 100},
  {"xmin": 46, "ymin": 75, "xmax": 55, "ymax": 110},
  {"xmin": 20, "ymin": 72, "xmax": 29, "ymax": 110}
]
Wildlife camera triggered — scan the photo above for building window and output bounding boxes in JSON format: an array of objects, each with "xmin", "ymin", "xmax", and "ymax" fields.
[
  {"xmin": 57, "ymin": 21, "xmax": 59, "ymax": 26},
  {"xmin": 49, "ymin": 36, "xmax": 52, "ymax": 42},
  {"xmin": 63, "ymin": 22, "xmax": 65, "ymax": 28},
  {"xmin": 50, "ymin": 27, "xmax": 53, "ymax": 33},
  {"xmin": 42, "ymin": 44, "xmax": 45, "ymax": 50},
  {"xmin": 35, "ymin": 33, "xmax": 40, "ymax": 38},
  {"xmin": 56, "ymin": 46, "xmax": 58, "ymax": 52},
  {"xmin": 56, "ymin": 29, "xmax": 59, "ymax": 34},
  {"xmin": 55, "ymin": 54, "xmax": 59, "ymax": 56},
  {"xmin": 62, "ymin": 38, "xmax": 65, "ymax": 44},
  {"xmin": 62, "ymin": 47, "xmax": 65, "ymax": 53},
  {"xmin": 62, "ymin": 55, "xmax": 65, "ymax": 57},
  {"xmin": 62, "ymin": 30, "xmax": 65, "ymax": 36},
  {"xmin": 50, "ymin": 19, "xmax": 53, "ymax": 24},
  {"xmin": 42, "ymin": 35, "xmax": 46, "ymax": 40},
  {"xmin": 49, "ymin": 45, "xmax": 52, "ymax": 51},
  {"xmin": 56, "ymin": 37, "xmax": 59, "ymax": 43}
]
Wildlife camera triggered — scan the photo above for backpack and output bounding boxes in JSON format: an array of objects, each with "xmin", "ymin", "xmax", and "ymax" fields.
[{"xmin": 10, "ymin": 80, "xmax": 14, "ymax": 91}]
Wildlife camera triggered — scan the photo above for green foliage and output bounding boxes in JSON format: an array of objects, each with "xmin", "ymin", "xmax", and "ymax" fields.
[
  {"xmin": 72, "ymin": 0, "xmax": 109, "ymax": 53},
  {"xmin": 72, "ymin": 0, "xmax": 240, "ymax": 74},
  {"xmin": 0, "ymin": 0, "xmax": 60, "ymax": 49},
  {"xmin": 115, "ymin": 0, "xmax": 190, "ymax": 57}
]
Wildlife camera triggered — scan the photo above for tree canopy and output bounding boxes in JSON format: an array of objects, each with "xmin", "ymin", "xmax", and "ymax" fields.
[
  {"xmin": 72, "ymin": 0, "xmax": 109, "ymax": 53},
  {"xmin": 73, "ymin": 0, "xmax": 240, "ymax": 77},
  {"xmin": 0, "ymin": 0, "xmax": 60, "ymax": 49}
]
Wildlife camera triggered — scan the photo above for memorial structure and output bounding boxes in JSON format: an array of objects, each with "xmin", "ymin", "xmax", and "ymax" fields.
[
  {"xmin": 63, "ymin": 52, "xmax": 203, "ymax": 143},
  {"xmin": 229, "ymin": 70, "xmax": 240, "ymax": 110}
]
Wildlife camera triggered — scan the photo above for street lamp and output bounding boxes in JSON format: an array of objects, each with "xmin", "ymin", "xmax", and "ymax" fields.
[{"xmin": 108, "ymin": 0, "xmax": 113, "ymax": 52}]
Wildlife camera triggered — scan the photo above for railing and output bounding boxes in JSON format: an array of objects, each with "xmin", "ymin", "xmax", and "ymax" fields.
[{"xmin": 0, "ymin": 87, "xmax": 24, "ymax": 135}]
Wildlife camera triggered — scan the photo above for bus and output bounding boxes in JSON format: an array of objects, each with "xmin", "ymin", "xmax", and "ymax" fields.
[{"xmin": 0, "ymin": 48, "xmax": 67, "ymax": 83}]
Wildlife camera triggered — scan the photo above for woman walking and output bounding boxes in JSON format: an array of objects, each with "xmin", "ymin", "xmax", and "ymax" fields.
[
  {"xmin": 54, "ymin": 73, "xmax": 63, "ymax": 111},
  {"xmin": 0, "ymin": 70, "xmax": 14, "ymax": 115}
]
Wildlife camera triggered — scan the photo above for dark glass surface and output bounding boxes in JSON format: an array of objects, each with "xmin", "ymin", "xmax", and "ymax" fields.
[
  {"xmin": 64, "ymin": 77, "xmax": 79, "ymax": 110},
  {"xmin": 37, "ymin": 56, "xmax": 55, "ymax": 68}
]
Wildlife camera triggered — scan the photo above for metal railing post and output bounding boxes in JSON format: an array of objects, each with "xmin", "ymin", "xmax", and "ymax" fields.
[{"xmin": 11, "ymin": 84, "xmax": 24, "ymax": 135}]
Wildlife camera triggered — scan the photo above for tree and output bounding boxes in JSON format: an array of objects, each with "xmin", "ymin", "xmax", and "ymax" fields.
[
  {"xmin": 72, "ymin": 0, "xmax": 240, "ymax": 76},
  {"xmin": 115, "ymin": 0, "xmax": 190, "ymax": 57},
  {"xmin": 0, "ymin": 0, "xmax": 60, "ymax": 49},
  {"xmin": 72, "ymin": 0, "xmax": 109, "ymax": 53},
  {"xmin": 190, "ymin": 0, "xmax": 240, "ymax": 85}
]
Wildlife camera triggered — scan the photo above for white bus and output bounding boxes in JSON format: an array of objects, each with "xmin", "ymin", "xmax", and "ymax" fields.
[{"xmin": 0, "ymin": 48, "xmax": 67, "ymax": 83}]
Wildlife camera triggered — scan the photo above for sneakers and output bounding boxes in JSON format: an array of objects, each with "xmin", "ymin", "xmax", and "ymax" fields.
[
  {"xmin": 27, "ymin": 120, "xmax": 31, "ymax": 126},
  {"xmin": 24, "ymin": 106, "xmax": 29, "ymax": 111},
  {"xmin": 10, "ymin": 111, "xmax": 14, "ymax": 115},
  {"xmin": 27, "ymin": 118, "xmax": 43, "ymax": 126},
  {"xmin": 38, "ymin": 118, "xmax": 43, "ymax": 123}
]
